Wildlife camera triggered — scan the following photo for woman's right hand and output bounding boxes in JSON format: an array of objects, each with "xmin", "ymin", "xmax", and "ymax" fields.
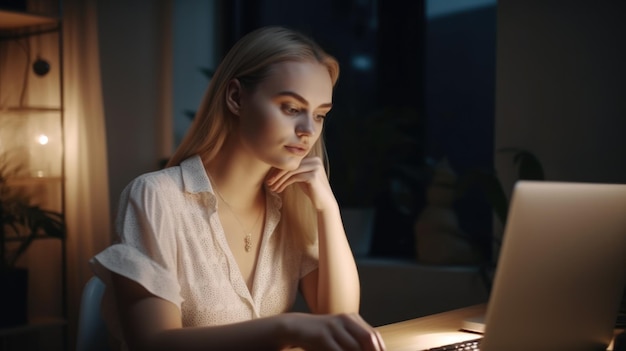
[{"xmin": 279, "ymin": 312, "xmax": 386, "ymax": 351}]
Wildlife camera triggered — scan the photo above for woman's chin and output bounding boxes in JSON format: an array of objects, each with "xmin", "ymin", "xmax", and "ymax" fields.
[{"xmin": 272, "ymin": 159, "xmax": 301, "ymax": 171}]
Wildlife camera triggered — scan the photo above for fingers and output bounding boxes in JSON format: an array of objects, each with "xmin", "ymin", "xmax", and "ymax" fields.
[
  {"xmin": 265, "ymin": 167, "xmax": 288, "ymax": 186},
  {"xmin": 272, "ymin": 171, "xmax": 313, "ymax": 193},
  {"xmin": 284, "ymin": 313, "xmax": 384, "ymax": 351},
  {"xmin": 373, "ymin": 329, "xmax": 386, "ymax": 351},
  {"xmin": 340, "ymin": 314, "xmax": 385, "ymax": 351},
  {"xmin": 266, "ymin": 158, "xmax": 323, "ymax": 193},
  {"xmin": 329, "ymin": 322, "xmax": 361, "ymax": 351},
  {"xmin": 306, "ymin": 314, "xmax": 383, "ymax": 351}
]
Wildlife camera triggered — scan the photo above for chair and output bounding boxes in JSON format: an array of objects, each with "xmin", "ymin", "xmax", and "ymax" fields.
[{"xmin": 76, "ymin": 276, "xmax": 110, "ymax": 351}]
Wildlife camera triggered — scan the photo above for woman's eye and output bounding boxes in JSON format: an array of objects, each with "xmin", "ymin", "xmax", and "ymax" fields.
[
  {"xmin": 315, "ymin": 114, "xmax": 327, "ymax": 121},
  {"xmin": 282, "ymin": 104, "xmax": 300, "ymax": 115}
]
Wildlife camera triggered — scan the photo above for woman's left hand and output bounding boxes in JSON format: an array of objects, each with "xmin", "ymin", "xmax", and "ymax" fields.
[{"xmin": 266, "ymin": 157, "xmax": 336, "ymax": 211}]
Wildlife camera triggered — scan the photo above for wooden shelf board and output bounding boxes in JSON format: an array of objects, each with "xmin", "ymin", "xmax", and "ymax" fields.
[
  {"xmin": 6, "ymin": 176, "xmax": 63, "ymax": 185},
  {"xmin": 0, "ymin": 106, "xmax": 62, "ymax": 113},
  {"xmin": 0, "ymin": 10, "xmax": 58, "ymax": 29},
  {"xmin": 0, "ymin": 317, "xmax": 66, "ymax": 336}
]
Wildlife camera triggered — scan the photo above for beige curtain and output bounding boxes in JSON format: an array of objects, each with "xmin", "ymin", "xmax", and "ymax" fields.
[{"xmin": 62, "ymin": 0, "xmax": 111, "ymax": 346}]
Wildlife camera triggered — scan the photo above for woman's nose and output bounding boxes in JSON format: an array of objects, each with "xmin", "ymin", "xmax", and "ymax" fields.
[{"xmin": 295, "ymin": 114, "xmax": 315, "ymax": 137}]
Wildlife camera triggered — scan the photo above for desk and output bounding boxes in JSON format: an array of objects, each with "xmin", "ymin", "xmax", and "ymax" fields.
[
  {"xmin": 375, "ymin": 304, "xmax": 624, "ymax": 351},
  {"xmin": 377, "ymin": 304, "xmax": 485, "ymax": 351}
]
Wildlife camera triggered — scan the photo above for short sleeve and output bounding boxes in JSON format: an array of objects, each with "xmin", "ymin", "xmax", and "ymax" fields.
[{"xmin": 90, "ymin": 175, "xmax": 183, "ymax": 308}]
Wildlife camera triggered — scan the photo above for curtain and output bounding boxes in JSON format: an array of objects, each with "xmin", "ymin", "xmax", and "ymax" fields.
[{"xmin": 62, "ymin": 0, "xmax": 111, "ymax": 346}]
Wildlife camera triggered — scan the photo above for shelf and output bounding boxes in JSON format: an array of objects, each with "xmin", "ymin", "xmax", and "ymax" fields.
[
  {"xmin": 0, "ymin": 106, "xmax": 62, "ymax": 113},
  {"xmin": 0, "ymin": 4, "xmax": 67, "ymax": 350},
  {"xmin": 0, "ymin": 9, "xmax": 58, "ymax": 29},
  {"xmin": 0, "ymin": 9, "xmax": 60, "ymax": 40},
  {"xmin": 6, "ymin": 176, "xmax": 63, "ymax": 186},
  {"xmin": 4, "ymin": 234, "xmax": 63, "ymax": 243},
  {"xmin": 0, "ymin": 317, "xmax": 66, "ymax": 337}
]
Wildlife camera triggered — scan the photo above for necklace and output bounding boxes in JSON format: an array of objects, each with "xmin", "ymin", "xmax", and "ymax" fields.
[{"xmin": 210, "ymin": 178, "xmax": 264, "ymax": 252}]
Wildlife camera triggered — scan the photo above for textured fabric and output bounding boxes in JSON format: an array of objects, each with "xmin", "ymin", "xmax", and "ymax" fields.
[{"xmin": 90, "ymin": 155, "xmax": 319, "ymax": 346}]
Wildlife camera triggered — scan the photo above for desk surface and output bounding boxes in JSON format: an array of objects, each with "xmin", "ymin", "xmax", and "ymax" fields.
[
  {"xmin": 375, "ymin": 304, "xmax": 623, "ymax": 351},
  {"xmin": 377, "ymin": 304, "xmax": 485, "ymax": 351}
]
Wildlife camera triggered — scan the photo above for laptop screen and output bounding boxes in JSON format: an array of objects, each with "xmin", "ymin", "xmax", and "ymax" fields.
[{"xmin": 480, "ymin": 181, "xmax": 626, "ymax": 350}]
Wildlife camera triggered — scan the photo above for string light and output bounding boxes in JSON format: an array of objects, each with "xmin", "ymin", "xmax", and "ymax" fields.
[{"xmin": 37, "ymin": 134, "xmax": 49, "ymax": 145}]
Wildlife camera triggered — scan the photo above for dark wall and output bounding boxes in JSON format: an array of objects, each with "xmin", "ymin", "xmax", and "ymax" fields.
[{"xmin": 496, "ymin": 0, "xmax": 626, "ymax": 188}]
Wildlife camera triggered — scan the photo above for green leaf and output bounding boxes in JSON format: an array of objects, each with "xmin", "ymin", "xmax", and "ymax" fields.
[
  {"xmin": 1, "ymin": 152, "xmax": 66, "ymax": 269},
  {"xmin": 184, "ymin": 109, "xmax": 197, "ymax": 121},
  {"xmin": 198, "ymin": 67, "xmax": 214, "ymax": 79},
  {"xmin": 514, "ymin": 151, "xmax": 545, "ymax": 180},
  {"xmin": 462, "ymin": 169, "xmax": 509, "ymax": 225}
]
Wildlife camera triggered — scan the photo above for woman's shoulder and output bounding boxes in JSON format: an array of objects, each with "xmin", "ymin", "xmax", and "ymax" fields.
[
  {"xmin": 123, "ymin": 155, "xmax": 208, "ymax": 197},
  {"xmin": 134, "ymin": 165, "xmax": 181, "ymax": 185},
  {"xmin": 123, "ymin": 165, "xmax": 184, "ymax": 198}
]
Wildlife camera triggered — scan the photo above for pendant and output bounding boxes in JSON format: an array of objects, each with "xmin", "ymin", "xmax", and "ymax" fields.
[{"xmin": 244, "ymin": 233, "xmax": 252, "ymax": 252}]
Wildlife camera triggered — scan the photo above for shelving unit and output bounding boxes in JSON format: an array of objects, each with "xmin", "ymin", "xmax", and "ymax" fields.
[{"xmin": 0, "ymin": 3, "xmax": 66, "ymax": 351}]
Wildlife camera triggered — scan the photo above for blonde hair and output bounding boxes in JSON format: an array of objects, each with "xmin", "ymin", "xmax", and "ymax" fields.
[{"xmin": 167, "ymin": 26, "xmax": 340, "ymax": 247}]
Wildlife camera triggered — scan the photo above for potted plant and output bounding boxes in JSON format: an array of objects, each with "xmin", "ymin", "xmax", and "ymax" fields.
[
  {"xmin": 0, "ymin": 152, "xmax": 65, "ymax": 328},
  {"xmin": 459, "ymin": 147, "xmax": 545, "ymax": 242},
  {"xmin": 456, "ymin": 147, "xmax": 545, "ymax": 290},
  {"xmin": 390, "ymin": 148, "xmax": 544, "ymax": 266}
]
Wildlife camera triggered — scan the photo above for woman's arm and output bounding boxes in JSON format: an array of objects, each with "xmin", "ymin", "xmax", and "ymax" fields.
[
  {"xmin": 267, "ymin": 157, "xmax": 362, "ymax": 314},
  {"xmin": 300, "ymin": 203, "xmax": 361, "ymax": 314},
  {"xmin": 111, "ymin": 272, "xmax": 381, "ymax": 351},
  {"xmin": 112, "ymin": 273, "xmax": 282, "ymax": 351}
]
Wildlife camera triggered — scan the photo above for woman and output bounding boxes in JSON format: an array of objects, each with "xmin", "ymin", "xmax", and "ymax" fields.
[{"xmin": 91, "ymin": 26, "xmax": 385, "ymax": 351}]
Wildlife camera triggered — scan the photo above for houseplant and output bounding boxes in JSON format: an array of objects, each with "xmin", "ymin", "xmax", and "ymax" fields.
[
  {"xmin": 328, "ymin": 106, "xmax": 421, "ymax": 207},
  {"xmin": 459, "ymin": 147, "xmax": 545, "ymax": 241},
  {"xmin": 0, "ymin": 152, "xmax": 65, "ymax": 327},
  {"xmin": 393, "ymin": 148, "xmax": 544, "ymax": 265},
  {"xmin": 457, "ymin": 147, "xmax": 545, "ymax": 290}
]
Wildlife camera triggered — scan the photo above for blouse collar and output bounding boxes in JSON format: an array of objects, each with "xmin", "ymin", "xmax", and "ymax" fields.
[{"xmin": 180, "ymin": 155, "xmax": 282, "ymax": 212}]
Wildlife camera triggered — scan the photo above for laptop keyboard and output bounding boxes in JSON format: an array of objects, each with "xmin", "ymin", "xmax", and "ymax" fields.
[
  {"xmin": 423, "ymin": 337, "xmax": 482, "ymax": 350},
  {"xmin": 419, "ymin": 311, "xmax": 624, "ymax": 350}
]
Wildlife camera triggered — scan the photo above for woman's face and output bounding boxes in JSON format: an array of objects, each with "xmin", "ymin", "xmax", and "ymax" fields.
[{"xmin": 236, "ymin": 60, "xmax": 333, "ymax": 170}]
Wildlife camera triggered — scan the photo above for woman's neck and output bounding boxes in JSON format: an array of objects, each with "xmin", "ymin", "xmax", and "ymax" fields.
[{"xmin": 203, "ymin": 142, "xmax": 269, "ymax": 211}]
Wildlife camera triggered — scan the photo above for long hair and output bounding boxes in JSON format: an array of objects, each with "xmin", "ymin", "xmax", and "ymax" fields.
[{"xmin": 167, "ymin": 26, "xmax": 340, "ymax": 247}]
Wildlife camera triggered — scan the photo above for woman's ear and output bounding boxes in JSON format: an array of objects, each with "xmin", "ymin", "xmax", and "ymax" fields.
[{"xmin": 225, "ymin": 78, "xmax": 243, "ymax": 116}]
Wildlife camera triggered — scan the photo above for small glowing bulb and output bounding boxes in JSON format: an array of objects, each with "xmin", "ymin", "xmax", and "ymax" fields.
[{"xmin": 37, "ymin": 134, "xmax": 49, "ymax": 145}]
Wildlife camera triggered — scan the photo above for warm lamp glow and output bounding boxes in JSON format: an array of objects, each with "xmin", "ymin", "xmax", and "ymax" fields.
[{"xmin": 37, "ymin": 134, "xmax": 49, "ymax": 145}]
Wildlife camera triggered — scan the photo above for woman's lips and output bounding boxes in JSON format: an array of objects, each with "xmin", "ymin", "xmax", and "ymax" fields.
[{"xmin": 285, "ymin": 145, "xmax": 308, "ymax": 156}]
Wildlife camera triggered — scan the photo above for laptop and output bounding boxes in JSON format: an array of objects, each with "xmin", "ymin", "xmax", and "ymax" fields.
[{"xmin": 442, "ymin": 181, "xmax": 626, "ymax": 350}]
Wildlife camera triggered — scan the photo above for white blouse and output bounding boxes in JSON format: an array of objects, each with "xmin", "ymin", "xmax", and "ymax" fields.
[{"xmin": 90, "ymin": 155, "xmax": 318, "ymax": 346}]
